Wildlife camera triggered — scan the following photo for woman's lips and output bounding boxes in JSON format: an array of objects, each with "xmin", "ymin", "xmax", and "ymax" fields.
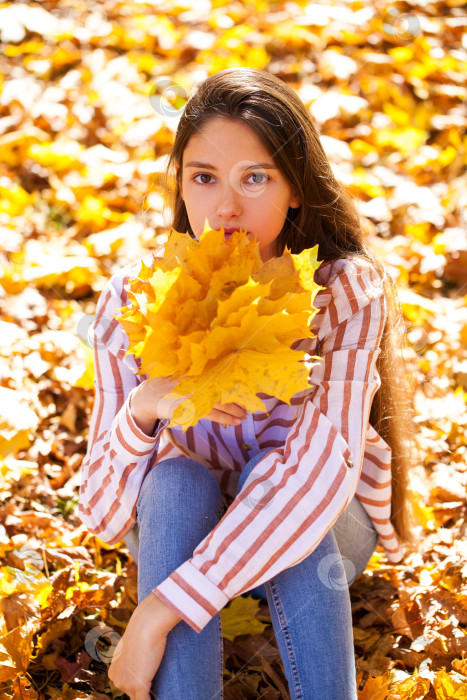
[{"xmin": 223, "ymin": 228, "xmax": 250, "ymax": 237}]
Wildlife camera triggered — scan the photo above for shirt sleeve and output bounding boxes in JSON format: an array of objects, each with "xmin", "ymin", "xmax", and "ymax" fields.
[
  {"xmin": 77, "ymin": 275, "xmax": 168, "ymax": 545},
  {"xmin": 152, "ymin": 259, "xmax": 388, "ymax": 633}
]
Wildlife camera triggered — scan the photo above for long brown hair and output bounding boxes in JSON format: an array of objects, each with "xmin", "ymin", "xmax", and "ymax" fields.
[{"xmin": 162, "ymin": 67, "xmax": 417, "ymax": 549}]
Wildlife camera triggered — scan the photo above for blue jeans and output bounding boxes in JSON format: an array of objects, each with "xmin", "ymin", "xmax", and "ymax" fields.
[{"xmin": 128, "ymin": 449, "xmax": 379, "ymax": 699}]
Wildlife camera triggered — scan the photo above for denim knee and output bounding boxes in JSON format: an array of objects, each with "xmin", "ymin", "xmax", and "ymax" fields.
[
  {"xmin": 333, "ymin": 496, "xmax": 379, "ymax": 580},
  {"xmin": 137, "ymin": 457, "xmax": 223, "ymax": 521},
  {"xmin": 236, "ymin": 449, "xmax": 272, "ymax": 495}
]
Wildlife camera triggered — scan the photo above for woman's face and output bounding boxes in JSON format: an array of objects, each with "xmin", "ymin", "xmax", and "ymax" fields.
[{"xmin": 176, "ymin": 117, "xmax": 301, "ymax": 262}]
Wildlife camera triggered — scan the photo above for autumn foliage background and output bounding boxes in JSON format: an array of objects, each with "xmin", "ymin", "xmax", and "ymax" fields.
[{"xmin": 0, "ymin": 0, "xmax": 466, "ymax": 698}]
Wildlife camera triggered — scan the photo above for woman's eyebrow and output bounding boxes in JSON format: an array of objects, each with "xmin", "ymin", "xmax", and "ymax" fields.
[{"xmin": 184, "ymin": 161, "xmax": 278, "ymax": 170}]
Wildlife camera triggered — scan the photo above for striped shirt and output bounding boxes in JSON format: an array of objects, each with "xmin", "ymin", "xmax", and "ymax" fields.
[{"xmin": 78, "ymin": 245, "xmax": 405, "ymax": 633}]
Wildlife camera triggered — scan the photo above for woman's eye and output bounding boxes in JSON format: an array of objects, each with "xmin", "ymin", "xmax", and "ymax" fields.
[
  {"xmin": 192, "ymin": 172, "xmax": 270, "ymax": 186},
  {"xmin": 193, "ymin": 173, "xmax": 213, "ymax": 184},
  {"xmin": 247, "ymin": 172, "xmax": 270, "ymax": 185}
]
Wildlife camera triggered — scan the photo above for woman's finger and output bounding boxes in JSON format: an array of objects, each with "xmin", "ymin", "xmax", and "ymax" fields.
[
  {"xmin": 214, "ymin": 402, "xmax": 248, "ymax": 419},
  {"xmin": 207, "ymin": 409, "xmax": 245, "ymax": 425}
]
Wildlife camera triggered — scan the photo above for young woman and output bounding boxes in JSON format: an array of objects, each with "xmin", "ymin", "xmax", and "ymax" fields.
[{"xmin": 78, "ymin": 67, "xmax": 415, "ymax": 700}]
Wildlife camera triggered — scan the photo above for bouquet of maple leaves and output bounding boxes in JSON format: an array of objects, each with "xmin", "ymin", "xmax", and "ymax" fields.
[{"xmin": 112, "ymin": 222, "xmax": 323, "ymax": 432}]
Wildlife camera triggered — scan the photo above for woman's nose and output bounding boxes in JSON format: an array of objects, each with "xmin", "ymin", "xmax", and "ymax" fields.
[{"xmin": 216, "ymin": 184, "xmax": 242, "ymax": 219}]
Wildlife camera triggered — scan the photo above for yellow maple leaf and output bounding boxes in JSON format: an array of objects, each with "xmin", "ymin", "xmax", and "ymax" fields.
[
  {"xmin": 220, "ymin": 594, "xmax": 269, "ymax": 642},
  {"xmin": 433, "ymin": 669, "xmax": 467, "ymax": 699},
  {"xmin": 357, "ymin": 671, "xmax": 390, "ymax": 699},
  {"xmin": 389, "ymin": 674, "xmax": 431, "ymax": 699},
  {"xmin": 112, "ymin": 222, "xmax": 323, "ymax": 431}
]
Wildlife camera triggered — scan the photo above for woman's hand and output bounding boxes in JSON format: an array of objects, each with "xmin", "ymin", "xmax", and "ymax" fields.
[
  {"xmin": 131, "ymin": 376, "xmax": 248, "ymax": 434},
  {"xmin": 108, "ymin": 591, "xmax": 182, "ymax": 700}
]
